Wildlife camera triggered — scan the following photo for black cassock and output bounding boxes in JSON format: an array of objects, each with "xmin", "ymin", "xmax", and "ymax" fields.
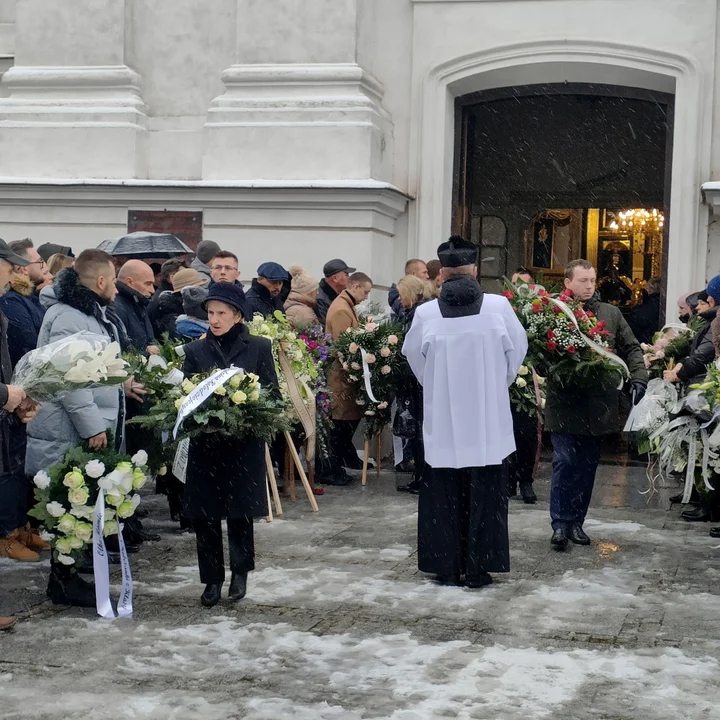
[{"xmin": 418, "ymin": 464, "xmax": 510, "ymax": 578}]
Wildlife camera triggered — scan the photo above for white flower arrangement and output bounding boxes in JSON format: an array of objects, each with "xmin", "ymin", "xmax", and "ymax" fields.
[
  {"xmin": 12, "ymin": 331, "xmax": 128, "ymax": 402},
  {"xmin": 29, "ymin": 445, "xmax": 150, "ymax": 566}
]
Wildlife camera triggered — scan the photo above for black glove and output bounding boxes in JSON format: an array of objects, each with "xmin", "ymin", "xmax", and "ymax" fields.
[{"xmin": 631, "ymin": 381, "xmax": 646, "ymax": 405}]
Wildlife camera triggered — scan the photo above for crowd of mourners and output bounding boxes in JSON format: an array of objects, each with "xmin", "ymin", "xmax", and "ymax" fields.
[{"xmin": 1, "ymin": 233, "xmax": 719, "ymax": 625}]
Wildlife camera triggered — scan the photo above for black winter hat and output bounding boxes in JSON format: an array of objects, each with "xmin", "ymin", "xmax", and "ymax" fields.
[{"xmin": 202, "ymin": 281, "xmax": 248, "ymax": 318}]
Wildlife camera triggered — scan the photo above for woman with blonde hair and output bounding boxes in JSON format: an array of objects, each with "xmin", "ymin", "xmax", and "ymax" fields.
[
  {"xmin": 46, "ymin": 253, "xmax": 74, "ymax": 276},
  {"xmin": 395, "ymin": 274, "xmax": 431, "ymax": 493}
]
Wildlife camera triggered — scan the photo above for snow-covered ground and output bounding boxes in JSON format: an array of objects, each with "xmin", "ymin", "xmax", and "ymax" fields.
[{"xmin": 2, "ymin": 464, "xmax": 720, "ymax": 719}]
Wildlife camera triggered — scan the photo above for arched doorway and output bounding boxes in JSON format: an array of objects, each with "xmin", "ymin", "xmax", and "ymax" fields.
[{"xmin": 454, "ymin": 83, "xmax": 672, "ymax": 311}]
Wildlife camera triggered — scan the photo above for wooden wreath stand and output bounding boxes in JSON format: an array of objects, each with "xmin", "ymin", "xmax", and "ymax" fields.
[
  {"xmin": 361, "ymin": 434, "xmax": 383, "ymax": 486},
  {"xmin": 264, "ymin": 434, "xmax": 319, "ymax": 522}
]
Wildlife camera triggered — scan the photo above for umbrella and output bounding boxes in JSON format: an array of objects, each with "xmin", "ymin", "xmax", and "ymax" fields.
[{"xmin": 97, "ymin": 232, "xmax": 193, "ymax": 259}]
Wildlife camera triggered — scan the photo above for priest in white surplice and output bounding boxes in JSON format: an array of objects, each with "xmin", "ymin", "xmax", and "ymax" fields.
[{"xmin": 402, "ymin": 236, "xmax": 528, "ymax": 588}]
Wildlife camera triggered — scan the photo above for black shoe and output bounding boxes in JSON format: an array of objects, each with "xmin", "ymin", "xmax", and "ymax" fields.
[
  {"xmin": 104, "ymin": 535, "xmax": 141, "ymax": 554},
  {"xmin": 128, "ymin": 530, "xmax": 161, "ymax": 543},
  {"xmin": 229, "ymin": 572, "xmax": 248, "ymax": 602},
  {"xmin": 317, "ymin": 474, "xmax": 351, "ymax": 486},
  {"xmin": 47, "ymin": 566, "xmax": 96, "ymax": 607},
  {"xmin": 465, "ymin": 572, "xmax": 493, "ymax": 589},
  {"xmin": 200, "ymin": 583, "xmax": 223, "ymax": 607},
  {"xmin": 669, "ymin": 492, "xmax": 687, "ymax": 504},
  {"xmin": 551, "ymin": 527, "xmax": 568, "ymax": 550},
  {"xmin": 568, "ymin": 524, "xmax": 591, "ymax": 545},
  {"xmin": 433, "ymin": 574, "xmax": 461, "ymax": 586},
  {"xmin": 709, "ymin": 526, "xmax": 720, "ymax": 538},
  {"xmin": 681, "ymin": 505, "xmax": 712, "ymax": 522},
  {"xmin": 519, "ymin": 482, "xmax": 537, "ymax": 504},
  {"xmin": 343, "ymin": 455, "xmax": 364, "ymax": 471},
  {"xmin": 397, "ymin": 479, "xmax": 420, "ymax": 494}
]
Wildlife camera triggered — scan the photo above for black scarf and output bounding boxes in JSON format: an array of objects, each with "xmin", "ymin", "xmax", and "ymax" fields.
[
  {"xmin": 438, "ymin": 275, "xmax": 484, "ymax": 318},
  {"xmin": 207, "ymin": 322, "xmax": 247, "ymax": 366}
]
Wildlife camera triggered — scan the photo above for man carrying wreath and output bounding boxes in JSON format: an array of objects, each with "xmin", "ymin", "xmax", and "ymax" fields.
[
  {"xmin": 546, "ymin": 259, "xmax": 647, "ymax": 549},
  {"xmin": 402, "ymin": 236, "xmax": 527, "ymax": 588}
]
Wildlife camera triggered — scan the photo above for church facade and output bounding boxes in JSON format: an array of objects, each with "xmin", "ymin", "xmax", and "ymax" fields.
[{"xmin": 0, "ymin": 0, "xmax": 719, "ymax": 310}]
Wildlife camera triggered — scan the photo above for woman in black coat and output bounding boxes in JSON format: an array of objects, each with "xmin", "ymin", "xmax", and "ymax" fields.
[{"xmin": 182, "ymin": 282, "xmax": 279, "ymax": 607}]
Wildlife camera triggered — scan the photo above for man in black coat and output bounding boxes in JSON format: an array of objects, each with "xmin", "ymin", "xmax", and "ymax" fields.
[
  {"xmin": 628, "ymin": 277, "xmax": 662, "ymax": 345},
  {"xmin": 245, "ymin": 262, "xmax": 290, "ymax": 319},
  {"xmin": 315, "ymin": 259, "xmax": 355, "ymax": 327},
  {"xmin": 0, "ymin": 239, "xmax": 48, "ymax": 366},
  {"xmin": 148, "ymin": 258, "xmax": 187, "ymax": 335},
  {"xmin": 114, "ymin": 260, "xmax": 158, "ymax": 354},
  {"xmin": 0, "ymin": 239, "xmax": 42, "ymax": 569}
]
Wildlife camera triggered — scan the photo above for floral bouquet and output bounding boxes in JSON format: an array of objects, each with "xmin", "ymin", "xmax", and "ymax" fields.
[
  {"xmin": 641, "ymin": 325, "xmax": 695, "ymax": 379},
  {"xmin": 247, "ymin": 311, "xmax": 319, "ymax": 408},
  {"xmin": 334, "ymin": 319, "xmax": 405, "ymax": 438},
  {"xmin": 503, "ymin": 282, "xmax": 627, "ymax": 389},
  {"xmin": 510, "ymin": 362, "xmax": 546, "ymax": 418},
  {"xmin": 12, "ymin": 331, "xmax": 128, "ymax": 402},
  {"xmin": 28, "ymin": 444, "xmax": 149, "ymax": 567},
  {"xmin": 123, "ymin": 349, "xmax": 184, "ymax": 401},
  {"xmin": 129, "ymin": 368, "xmax": 290, "ymax": 443}
]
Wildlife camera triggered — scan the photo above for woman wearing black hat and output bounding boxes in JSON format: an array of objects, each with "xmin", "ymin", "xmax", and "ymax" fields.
[{"xmin": 181, "ymin": 281, "xmax": 280, "ymax": 607}]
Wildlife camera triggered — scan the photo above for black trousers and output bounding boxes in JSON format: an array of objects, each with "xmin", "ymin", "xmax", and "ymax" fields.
[
  {"xmin": 509, "ymin": 408, "xmax": 539, "ymax": 489},
  {"xmin": 331, "ymin": 419, "xmax": 360, "ymax": 467},
  {"xmin": 0, "ymin": 471, "xmax": 26, "ymax": 537},
  {"xmin": 418, "ymin": 464, "xmax": 509, "ymax": 577},
  {"xmin": 194, "ymin": 517, "xmax": 255, "ymax": 584}
]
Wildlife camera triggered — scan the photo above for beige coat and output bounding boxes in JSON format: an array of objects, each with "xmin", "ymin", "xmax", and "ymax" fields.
[
  {"xmin": 326, "ymin": 291, "xmax": 363, "ymax": 421},
  {"xmin": 284, "ymin": 291, "xmax": 319, "ymax": 329}
]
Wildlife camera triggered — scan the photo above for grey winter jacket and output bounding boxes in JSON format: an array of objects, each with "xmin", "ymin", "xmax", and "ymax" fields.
[
  {"xmin": 190, "ymin": 257, "xmax": 212, "ymax": 280},
  {"xmin": 25, "ymin": 275, "xmax": 121, "ymax": 476}
]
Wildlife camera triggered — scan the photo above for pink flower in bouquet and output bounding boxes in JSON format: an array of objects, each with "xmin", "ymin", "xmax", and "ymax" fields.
[
  {"xmin": 657, "ymin": 338, "xmax": 670, "ymax": 348},
  {"xmin": 349, "ymin": 342, "xmax": 359, "ymax": 354},
  {"xmin": 381, "ymin": 365, "xmax": 392, "ymax": 375},
  {"xmin": 342, "ymin": 362, "xmax": 349, "ymax": 370},
  {"xmin": 380, "ymin": 347, "xmax": 391, "ymax": 358},
  {"xmin": 377, "ymin": 401, "xmax": 389, "ymax": 410},
  {"xmin": 365, "ymin": 322, "xmax": 377, "ymax": 331},
  {"xmin": 351, "ymin": 362, "xmax": 361, "ymax": 371},
  {"xmin": 654, "ymin": 350, "xmax": 665, "ymax": 360},
  {"xmin": 365, "ymin": 354, "xmax": 376, "ymax": 364},
  {"xmin": 388, "ymin": 335, "xmax": 398, "ymax": 345}
]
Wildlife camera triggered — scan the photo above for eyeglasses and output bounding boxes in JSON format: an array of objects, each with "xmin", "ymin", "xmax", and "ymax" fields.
[
  {"xmin": 27, "ymin": 260, "xmax": 46, "ymax": 267},
  {"xmin": 212, "ymin": 265, "xmax": 238, "ymax": 272}
]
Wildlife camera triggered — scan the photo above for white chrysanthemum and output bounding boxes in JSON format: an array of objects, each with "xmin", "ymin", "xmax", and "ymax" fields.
[
  {"xmin": 131, "ymin": 450, "xmax": 148, "ymax": 467},
  {"xmin": 33, "ymin": 470, "xmax": 51, "ymax": 489},
  {"xmin": 46, "ymin": 501, "xmax": 65, "ymax": 518},
  {"xmin": 57, "ymin": 554, "xmax": 75, "ymax": 566},
  {"xmin": 84, "ymin": 459, "xmax": 105, "ymax": 478}
]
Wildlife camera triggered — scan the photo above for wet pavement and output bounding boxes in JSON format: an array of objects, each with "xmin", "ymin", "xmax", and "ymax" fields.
[{"xmin": 2, "ymin": 461, "xmax": 720, "ymax": 719}]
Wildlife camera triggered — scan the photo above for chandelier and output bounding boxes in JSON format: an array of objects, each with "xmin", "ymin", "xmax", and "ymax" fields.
[{"xmin": 608, "ymin": 208, "xmax": 664, "ymax": 233}]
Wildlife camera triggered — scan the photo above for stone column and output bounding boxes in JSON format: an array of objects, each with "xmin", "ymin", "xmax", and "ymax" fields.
[
  {"xmin": 202, "ymin": 0, "xmax": 393, "ymax": 182},
  {"xmin": 0, "ymin": 0, "xmax": 147, "ymax": 178}
]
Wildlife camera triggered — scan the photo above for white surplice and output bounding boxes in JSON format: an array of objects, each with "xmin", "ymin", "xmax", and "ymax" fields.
[{"xmin": 402, "ymin": 294, "xmax": 528, "ymax": 469}]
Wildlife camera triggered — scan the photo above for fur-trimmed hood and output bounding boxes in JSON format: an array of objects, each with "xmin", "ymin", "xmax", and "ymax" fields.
[
  {"xmin": 9, "ymin": 273, "xmax": 34, "ymax": 297},
  {"xmin": 55, "ymin": 267, "xmax": 107, "ymax": 317}
]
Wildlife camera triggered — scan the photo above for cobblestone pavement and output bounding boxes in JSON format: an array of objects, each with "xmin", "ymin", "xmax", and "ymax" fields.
[{"xmin": 2, "ymin": 462, "xmax": 720, "ymax": 719}]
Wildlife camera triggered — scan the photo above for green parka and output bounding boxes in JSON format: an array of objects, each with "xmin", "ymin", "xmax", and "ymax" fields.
[{"xmin": 544, "ymin": 296, "xmax": 648, "ymax": 436}]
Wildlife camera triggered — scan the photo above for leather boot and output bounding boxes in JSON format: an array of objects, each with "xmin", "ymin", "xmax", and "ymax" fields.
[
  {"xmin": 0, "ymin": 529, "xmax": 40, "ymax": 562},
  {"xmin": 200, "ymin": 583, "xmax": 223, "ymax": 607},
  {"xmin": 551, "ymin": 527, "xmax": 568, "ymax": 550},
  {"xmin": 19, "ymin": 523, "xmax": 50, "ymax": 552},
  {"xmin": 0, "ymin": 616, "xmax": 16, "ymax": 631},
  {"xmin": 433, "ymin": 574, "xmax": 461, "ymax": 586},
  {"xmin": 46, "ymin": 564, "xmax": 96, "ymax": 607},
  {"xmin": 681, "ymin": 505, "xmax": 713, "ymax": 522},
  {"xmin": 229, "ymin": 573, "xmax": 248, "ymax": 602},
  {"xmin": 568, "ymin": 524, "xmax": 591, "ymax": 545},
  {"xmin": 519, "ymin": 482, "xmax": 537, "ymax": 504},
  {"xmin": 465, "ymin": 572, "xmax": 493, "ymax": 589}
]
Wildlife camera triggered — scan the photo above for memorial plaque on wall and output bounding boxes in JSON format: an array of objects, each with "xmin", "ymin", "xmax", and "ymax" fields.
[{"xmin": 127, "ymin": 210, "xmax": 203, "ymax": 251}]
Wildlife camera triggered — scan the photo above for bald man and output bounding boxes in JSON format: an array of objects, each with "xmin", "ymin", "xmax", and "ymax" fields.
[{"xmin": 115, "ymin": 259, "xmax": 159, "ymax": 354}]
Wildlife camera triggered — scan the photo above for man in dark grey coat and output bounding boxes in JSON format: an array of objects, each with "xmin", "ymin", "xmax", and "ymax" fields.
[
  {"xmin": 546, "ymin": 259, "xmax": 648, "ymax": 550},
  {"xmin": 315, "ymin": 259, "xmax": 355, "ymax": 327},
  {"xmin": 190, "ymin": 240, "xmax": 220, "ymax": 281}
]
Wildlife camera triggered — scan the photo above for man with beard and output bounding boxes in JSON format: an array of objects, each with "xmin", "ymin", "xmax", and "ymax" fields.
[
  {"xmin": 245, "ymin": 262, "xmax": 289, "ymax": 318},
  {"xmin": 402, "ymin": 236, "xmax": 527, "ymax": 588},
  {"xmin": 0, "ymin": 239, "xmax": 48, "ymax": 365},
  {"xmin": 26, "ymin": 249, "xmax": 146, "ymax": 606}
]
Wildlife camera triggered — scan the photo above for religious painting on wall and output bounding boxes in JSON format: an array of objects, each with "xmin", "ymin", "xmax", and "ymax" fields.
[{"xmin": 524, "ymin": 209, "xmax": 582, "ymax": 285}]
